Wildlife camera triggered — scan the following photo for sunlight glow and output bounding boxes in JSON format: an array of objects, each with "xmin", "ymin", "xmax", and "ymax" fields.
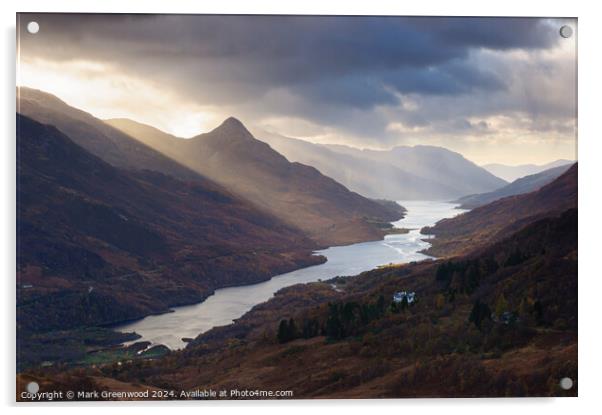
[{"xmin": 17, "ymin": 57, "xmax": 221, "ymax": 138}]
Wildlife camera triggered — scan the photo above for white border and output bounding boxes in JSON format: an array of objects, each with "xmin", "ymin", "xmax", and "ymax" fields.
[{"xmin": 3, "ymin": 1, "xmax": 601, "ymax": 414}]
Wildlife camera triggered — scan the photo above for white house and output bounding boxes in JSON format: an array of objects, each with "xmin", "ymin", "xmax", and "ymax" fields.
[{"xmin": 393, "ymin": 291, "xmax": 416, "ymax": 304}]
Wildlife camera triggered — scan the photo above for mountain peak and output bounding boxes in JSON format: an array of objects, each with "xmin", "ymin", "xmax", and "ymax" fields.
[
  {"xmin": 209, "ymin": 117, "xmax": 254, "ymax": 140},
  {"xmin": 222, "ymin": 116, "xmax": 244, "ymax": 127}
]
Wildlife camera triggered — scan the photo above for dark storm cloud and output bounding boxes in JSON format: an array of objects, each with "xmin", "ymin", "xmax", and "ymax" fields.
[
  {"xmin": 19, "ymin": 15, "xmax": 557, "ymax": 102},
  {"xmin": 413, "ymin": 17, "xmax": 556, "ymax": 50},
  {"xmin": 383, "ymin": 59, "xmax": 506, "ymax": 96},
  {"xmin": 18, "ymin": 13, "xmax": 574, "ymax": 152}
]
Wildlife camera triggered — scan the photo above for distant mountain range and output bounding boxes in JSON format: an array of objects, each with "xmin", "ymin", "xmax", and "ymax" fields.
[
  {"xmin": 482, "ymin": 160, "xmax": 574, "ymax": 182},
  {"xmin": 423, "ymin": 163, "xmax": 577, "ymax": 256},
  {"xmin": 253, "ymin": 130, "xmax": 507, "ymax": 200},
  {"xmin": 105, "ymin": 117, "xmax": 403, "ymax": 246},
  {"xmin": 455, "ymin": 164, "xmax": 573, "ymax": 209}
]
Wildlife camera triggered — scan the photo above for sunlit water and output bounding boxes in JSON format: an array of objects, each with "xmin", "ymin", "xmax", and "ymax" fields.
[{"xmin": 115, "ymin": 200, "xmax": 466, "ymax": 349}]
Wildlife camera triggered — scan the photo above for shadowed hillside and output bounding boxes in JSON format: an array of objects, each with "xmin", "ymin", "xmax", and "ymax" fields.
[
  {"xmin": 17, "ymin": 87, "xmax": 200, "ymax": 181},
  {"xmin": 17, "ymin": 114, "xmax": 323, "ymax": 368},
  {"xmin": 456, "ymin": 164, "xmax": 573, "ymax": 209},
  {"xmin": 422, "ymin": 164, "xmax": 577, "ymax": 257},
  {"xmin": 25, "ymin": 206, "xmax": 576, "ymax": 398}
]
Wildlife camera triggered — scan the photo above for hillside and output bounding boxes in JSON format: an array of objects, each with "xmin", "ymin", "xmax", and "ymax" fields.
[
  {"xmin": 106, "ymin": 117, "xmax": 404, "ymax": 246},
  {"xmin": 17, "ymin": 87, "xmax": 200, "ymax": 181},
  {"xmin": 16, "ymin": 114, "xmax": 323, "ymax": 367},
  {"xmin": 482, "ymin": 160, "xmax": 574, "ymax": 182},
  {"xmin": 456, "ymin": 164, "xmax": 573, "ymax": 209},
  {"xmin": 27, "ymin": 206, "xmax": 577, "ymax": 398},
  {"xmin": 422, "ymin": 164, "xmax": 577, "ymax": 257}
]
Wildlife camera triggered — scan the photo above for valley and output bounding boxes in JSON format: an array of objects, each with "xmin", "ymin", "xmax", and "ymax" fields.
[
  {"xmin": 16, "ymin": 88, "xmax": 577, "ymax": 399},
  {"xmin": 14, "ymin": 14, "xmax": 579, "ymax": 402},
  {"xmin": 115, "ymin": 200, "xmax": 465, "ymax": 349}
]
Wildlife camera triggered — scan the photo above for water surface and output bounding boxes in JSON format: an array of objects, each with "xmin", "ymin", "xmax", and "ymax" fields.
[{"xmin": 116, "ymin": 200, "xmax": 466, "ymax": 349}]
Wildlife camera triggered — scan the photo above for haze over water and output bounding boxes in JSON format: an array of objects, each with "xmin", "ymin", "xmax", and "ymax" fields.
[{"xmin": 116, "ymin": 200, "xmax": 467, "ymax": 349}]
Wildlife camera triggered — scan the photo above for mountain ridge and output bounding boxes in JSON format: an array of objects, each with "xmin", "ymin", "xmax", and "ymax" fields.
[
  {"xmin": 482, "ymin": 159, "xmax": 574, "ymax": 182},
  {"xmin": 106, "ymin": 117, "xmax": 404, "ymax": 246},
  {"xmin": 17, "ymin": 87, "xmax": 202, "ymax": 182},
  {"xmin": 252, "ymin": 130, "xmax": 507, "ymax": 200},
  {"xmin": 212, "ymin": 116, "xmax": 254, "ymax": 140},
  {"xmin": 326, "ymin": 143, "xmax": 508, "ymax": 196},
  {"xmin": 19, "ymin": 88, "xmax": 404, "ymax": 247},
  {"xmin": 455, "ymin": 164, "xmax": 573, "ymax": 209}
]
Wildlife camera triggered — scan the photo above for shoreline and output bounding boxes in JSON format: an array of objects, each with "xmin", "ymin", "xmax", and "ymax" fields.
[
  {"xmin": 113, "ymin": 202, "xmax": 410, "ymax": 345},
  {"xmin": 115, "ymin": 201, "xmax": 457, "ymax": 351}
]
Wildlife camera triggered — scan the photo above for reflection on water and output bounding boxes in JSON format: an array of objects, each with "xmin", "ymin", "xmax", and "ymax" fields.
[{"xmin": 115, "ymin": 200, "xmax": 466, "ymax": 349}]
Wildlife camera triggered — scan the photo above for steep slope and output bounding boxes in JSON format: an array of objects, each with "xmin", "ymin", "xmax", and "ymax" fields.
[
  {"xmin": 106, "ymin": 118, "xmax": 405, "ymax": 246},
  {"xmin": 17, "ymin": 87, "xmax": 199, "ymax": 181},
  {"xmin": 324, "ymin": 143, "xmax": 507, "ymax": 199},
  {"xmin": 17, "ymin": 114, "xmax": 322, "ymax": 337},
  {"xmin": 251, "ymin": 129, "xmax": 459, "ymax": 200},
  {"xmin": 456, "ymin": 164, "xmax": 573, "ymax": 209},
  {"xmin": 482, "ymin": 159, "xmax": 574, "ymax": 182},
  {"xmin": 422, "ymin": 163, "xmax": 577, "ymax": 256}
]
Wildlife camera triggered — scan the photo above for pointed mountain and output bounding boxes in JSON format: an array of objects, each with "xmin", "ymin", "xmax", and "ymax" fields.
[
  {"xmin": 422, "ymin": 163, "xmax": 577, "ymax": 256},
  {"xmin": 107, "ymin": 117, "xmax": 405, "ymax": 246},
  {"xmin": 212, "ymin": 116, "xmax": 255, "ymax": 140},
  {"xmin": 17, "ymin": 113, "xmax": 321, "ymax": 335}
]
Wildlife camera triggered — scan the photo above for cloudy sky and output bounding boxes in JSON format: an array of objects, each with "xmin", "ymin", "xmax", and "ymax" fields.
[{"xmin": 17, "ymin": 14, "xmax": 577, "ymax": 165}]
